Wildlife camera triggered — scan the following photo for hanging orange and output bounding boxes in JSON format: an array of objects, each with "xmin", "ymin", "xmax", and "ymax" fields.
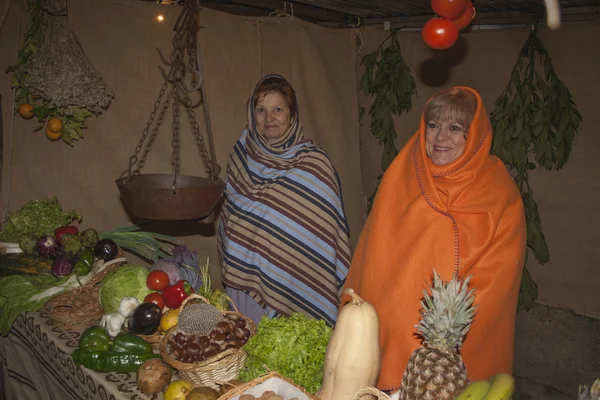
[
  {"xmin": 453, "ymin": 1, "xmax": 475, "ymax": 30},
  {"xmin": 45, "ymin": 127, "xmax": 62, "ymax": 141},
  {"xmin": 18, "ymin": 104, "xmax": 34, "ymax": 119},
  {"xmin": 47, "ymin": 118, "xmax": 63, "ymax": 133}
]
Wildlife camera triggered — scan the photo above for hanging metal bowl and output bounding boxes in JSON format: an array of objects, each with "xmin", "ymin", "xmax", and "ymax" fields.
[{"xmin": 116, "ymin": 174, "xmax": 224, "ymax": 221}]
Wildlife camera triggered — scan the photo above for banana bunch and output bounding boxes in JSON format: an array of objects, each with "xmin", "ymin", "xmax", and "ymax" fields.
[{"xmin": 455, "ymin": 373, "xmax": 515, "ymax": 400}]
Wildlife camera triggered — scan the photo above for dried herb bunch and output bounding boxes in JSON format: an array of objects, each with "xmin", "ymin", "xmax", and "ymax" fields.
[
  {"xmin": 24, "ymin": 0, "xmax": 113, "ymax": 114},
  {"xmin": 359, "ymin": 29, "xmax": 417, "ymax": 213},
  {"xmin": 6, "ymin": 0, "xmax": 114, "ymax": 145},
  {"xmin": 490, "ymin": 21, "xmax": 582, "ymax": 310}
]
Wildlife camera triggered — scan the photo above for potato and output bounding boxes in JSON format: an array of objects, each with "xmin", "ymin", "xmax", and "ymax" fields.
[
  {"xmin": 240, "ymin": 394, "xmax": 256, "ymax": 400},
  {"xmin": 260, "ymin": 391, "xmax": 277, "ymax": 400},
  {"xmin": 136, "ymin": 358, "xmax": 172, "ymax": 394}
]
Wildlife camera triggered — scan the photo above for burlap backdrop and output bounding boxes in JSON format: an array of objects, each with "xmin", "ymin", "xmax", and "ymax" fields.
[{"xmin": 0, "ymin": 0, "xmax": 365, "ymax": 286}]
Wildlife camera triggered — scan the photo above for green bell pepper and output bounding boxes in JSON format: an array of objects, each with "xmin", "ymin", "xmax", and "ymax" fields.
[
  {"xmin": 72, "ymin": 349, "xmax": 160, "ymax": 373},
  {"xmin": 79, "ymin": 325, "xmax": 111, "ymax": 352},
  {"xmin": 73, "ymin": 249, "xmax": 94, "ymax": 276},
  {"xmin": 110, "ymin": 332, "xmax": 153, "ymax": 354}
]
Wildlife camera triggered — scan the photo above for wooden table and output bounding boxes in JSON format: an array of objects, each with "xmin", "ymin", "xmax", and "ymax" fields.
[{"xmin": 0, "ymin": 311, "xmax": 162, "ymax": 400}]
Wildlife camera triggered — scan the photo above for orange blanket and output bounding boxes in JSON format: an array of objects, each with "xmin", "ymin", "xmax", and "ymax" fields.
[{"xmin": 342, "ymin": 87, "xmax": 526, "ymax": 390}]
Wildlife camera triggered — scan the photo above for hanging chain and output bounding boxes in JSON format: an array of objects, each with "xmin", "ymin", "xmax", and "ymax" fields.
[
  {"xmin": 121, "ymin": 0, "xmax": 222, "ymax": 184},
  {"xmin": 120, "ymin": 81, "xmax": 168, "ymax": 181}
]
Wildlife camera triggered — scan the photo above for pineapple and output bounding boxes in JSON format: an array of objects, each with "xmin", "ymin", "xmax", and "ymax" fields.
[{"xmin": 399, "ymin": 269, "xmax": 476, "ymax": 400}]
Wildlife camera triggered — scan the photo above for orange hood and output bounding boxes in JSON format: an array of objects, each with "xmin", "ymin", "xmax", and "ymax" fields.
[{"xmin": 342, "ymin": 87, "xmax": 526, "ymax": 390}]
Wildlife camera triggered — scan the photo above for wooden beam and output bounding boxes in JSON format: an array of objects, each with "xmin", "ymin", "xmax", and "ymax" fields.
[
  {"xmin": 361, "ymin": 6, "xmax": 600, "ymax": 29},
  {"xmin": 220, "ymin": 0, "xmax": 350, "ymax": 24}
]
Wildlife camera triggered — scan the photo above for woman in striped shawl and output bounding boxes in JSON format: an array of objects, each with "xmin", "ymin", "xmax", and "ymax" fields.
[{"xmin": 217, "ymin": 74, "xmax": 351, "ymax": 326}]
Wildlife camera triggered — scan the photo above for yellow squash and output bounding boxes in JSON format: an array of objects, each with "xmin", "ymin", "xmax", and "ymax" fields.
[{"xmin": 318, "ymin": 288, "xmax": 381, "ymax": 400}]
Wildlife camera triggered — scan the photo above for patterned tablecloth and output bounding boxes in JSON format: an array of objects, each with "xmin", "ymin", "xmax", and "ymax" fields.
[{"xmin": 0, "ymin": 311, "xmax": 163, "ymax": 400}]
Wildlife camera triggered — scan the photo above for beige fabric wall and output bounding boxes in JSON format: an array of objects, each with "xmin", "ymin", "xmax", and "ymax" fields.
[
  {"xmin": 356, "ymin": 22, "xmax": 600, "ymax": 318},
  {"xmin": 0, "ymin": 0, "xmax": 364, "ymax": 286}
]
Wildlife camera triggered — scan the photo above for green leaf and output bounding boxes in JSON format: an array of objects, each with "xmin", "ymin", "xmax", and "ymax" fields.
[
  {"xmin": 491, "ymin": 27, "xmax": 581, "ymax": 311},
  {"xmin": 33, "ymin": 105, "xmax": 50, "ymax": 121},
  {"xmin": 71, "ymin": 107, "xmax": 93, "ymax": 122},
  {"xmin": 518, "ymin": 266, "xmax": 538, "ymax": 311}
]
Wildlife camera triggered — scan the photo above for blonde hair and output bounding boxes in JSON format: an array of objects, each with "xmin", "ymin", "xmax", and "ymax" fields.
[{"xmin": 424, "ymin": 88, "xmax": 478, "ymax": 129}]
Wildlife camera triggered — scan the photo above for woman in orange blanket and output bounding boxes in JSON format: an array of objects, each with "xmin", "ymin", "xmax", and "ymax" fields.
[{"xmin": 342, "ymin": 87, "xmax": 527, "ymax": 391}]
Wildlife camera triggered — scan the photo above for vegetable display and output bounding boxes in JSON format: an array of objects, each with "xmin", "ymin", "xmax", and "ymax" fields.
[
  {"xmin": 72, "ymin": 325, "xmax": 159, "ymax": 373},
  {"xmin": 128, "ymin": 302, "xmax": 162, "ymax": 335},
  {"xmin": 0, "ymin": 197, "xmax": 81, "ymax": 244},
  {"xmin": 162, "ymin": 280, "xmax": 194, "ymax": 309},
  {"xmin": 239, "ymin": 313, "xmax": 332, "ymax": 395},
  {"xmin": 149, "ymin": 245, "xmax": 202, "ymax": 291},
  {"xmin": 54, "ymin": 225, "xmax": 79, "ymax": 241},
  {"xmin": 98, "ymin": 265, "xmax": 154, "ymax": 314},
  {"xmin": 51, "ymin": 257, "xmax": 75, "ymax": 277},
  {"xmin": 318, "ymin": 289, "xmax": 381, "ymax": 400}
]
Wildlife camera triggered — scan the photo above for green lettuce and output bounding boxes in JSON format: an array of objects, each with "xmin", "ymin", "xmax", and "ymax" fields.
[
  {"xmin": 239, "ymin": 313, "xmax": 332, "ymax": 394},
  {"xmin": 0, "ymin": 274, "xmax": 70, "ymax": 335},
  {"xmin": 0, "ymin": 197, "xmax": 81, "ymax": 243},
  {"xmin": 99, "ymin": 264, "xmax": 153, "ymax": 313}
]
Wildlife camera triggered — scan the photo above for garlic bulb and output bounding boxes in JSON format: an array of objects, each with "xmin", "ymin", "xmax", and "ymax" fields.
[
  {"xmin": 100, "ymin": 312, "xmax": 126, "ymax": 338},
  {"xmin": 118, "ymin": 297, "xmax": 140, "ymax": 318}
]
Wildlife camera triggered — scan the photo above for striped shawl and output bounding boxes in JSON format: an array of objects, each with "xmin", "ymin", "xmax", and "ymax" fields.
[{"xmin": 217, "ymin": 75, "xmax": 351, "ymax": 326}]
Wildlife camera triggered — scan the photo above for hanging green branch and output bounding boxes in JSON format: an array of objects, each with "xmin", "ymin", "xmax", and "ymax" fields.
[
  {"xmin": 359, "ymin": 29, "xmax": 417, "ymax": 213},
  {"xmin": 490, "ymin": 22, "xmax": 582, "ymax": 311}
]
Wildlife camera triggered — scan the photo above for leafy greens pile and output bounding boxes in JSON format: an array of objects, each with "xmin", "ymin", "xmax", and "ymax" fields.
[
  {"xmin": 0, "ymin": 197, "xmax": 81, "ymax": 243},
  {"xmin": 239, "ymin": 313, "xmax": 332, "ymax": 394},
  {"xmin": 0, "ymin": 274, "xmax": 69, "ymax": 335}
]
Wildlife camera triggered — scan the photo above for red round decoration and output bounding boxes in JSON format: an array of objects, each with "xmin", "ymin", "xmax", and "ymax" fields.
[
  {"xmin": 144, "ymin": 292, "xmax": 166, "ymax": 310},
  {"xmin": 422, "ymin": 18, "xmax": 460, "ymax": 50},
  {"xmin": 431, "ymin": 0, "xmax": 469, "ymax": 20},
  {"xmin": 453, "ymin": 1, "xmax": 475, "ymax": 30},
  {"xmin": 146, "ymin": 270, "xmax": 170, "ymax": 291}
]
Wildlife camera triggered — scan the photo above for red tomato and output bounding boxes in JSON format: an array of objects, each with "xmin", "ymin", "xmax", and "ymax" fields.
[
  {"xmin": 431, "ymin": 0, "xmax": 469, "ymax": 20},
  {"xmin": 144, "ymin": 292, "xmax": 166, "ymax": 310},
  {"xmin": 422, "ymin": 18, "xmax": 459, "ymax": 50},
  {"xmin": 453, "ymin": 1, "xmax": 475, "ymax": 30},
  {"xmin": 146, "ymin": 270, "xmax": 170, "ymax": 291}
]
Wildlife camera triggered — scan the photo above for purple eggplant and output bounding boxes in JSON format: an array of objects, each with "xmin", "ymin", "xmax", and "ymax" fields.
[
  {"xmin": 36, "ymin": 235, "xmax": 63, "ymax": 259},
  {"xmin": 94, "ymin": 239, "xmax": 118, "ymax": 262},
  {"xmin": 52, "ymin": 258, "xmax": 74, "ymax": 277}
]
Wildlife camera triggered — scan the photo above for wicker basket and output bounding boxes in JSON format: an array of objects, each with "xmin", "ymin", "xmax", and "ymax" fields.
[
  {"xmin": 44, "ymin": 250, "xmax": 126, "ymax": 330},
  {"xmin": 216, "ymin": 372, "xmax": 320, "ymax": 400},
  {"xmin": 349, "ymin": 387, "xmax": 391, "ymax": 400},
  {"xmin": 160, "ymin": 294, "xmax": 257, "ymax": 389}
]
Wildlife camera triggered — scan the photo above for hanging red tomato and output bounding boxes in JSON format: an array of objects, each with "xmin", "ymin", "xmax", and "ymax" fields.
[
  {"xmin": 422, "ymin": 17, "xmax": 459, "ymax": 50},
  {"xmin": 453, "ymin": 1, "xmax": 475, "ymax": 30},
  {"xmin": 431, "ymin": 0, "xmax": 469, "ymax": 20}
]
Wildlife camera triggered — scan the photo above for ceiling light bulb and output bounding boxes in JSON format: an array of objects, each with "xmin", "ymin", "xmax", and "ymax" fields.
[{"xmin": 156, "ymin": 14, "xmax": 165, "ymax": 22}]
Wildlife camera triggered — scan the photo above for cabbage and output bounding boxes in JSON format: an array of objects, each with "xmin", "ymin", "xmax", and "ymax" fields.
[
  {"xmin": 99, "ymin": 264, "xmax": 154, "ymax": 313},
  {"xmin": 149, "ymin": 245, "xmax": 202, "ymax": 291}
]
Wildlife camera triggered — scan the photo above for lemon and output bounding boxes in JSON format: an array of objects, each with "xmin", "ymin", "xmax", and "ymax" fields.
[
  {"xmin": 163, "ymin": 380, "xmax": 193, "ymax": 400},
  {"xmin": 160, "ymin": 309, "xmax": 180, "ymax": 332}
]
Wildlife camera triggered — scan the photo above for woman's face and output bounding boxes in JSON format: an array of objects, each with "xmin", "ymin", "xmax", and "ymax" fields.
[
  {"xmin": 425, "ymin": 119, "xmax": 467, "ymax": 166},
  {"xmin": 254, "ymin": 91, "xmax": 292, "ymax": 142}
]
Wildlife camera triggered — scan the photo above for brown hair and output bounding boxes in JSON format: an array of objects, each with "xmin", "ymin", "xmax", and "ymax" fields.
[
  {"xmin": 252, "ymin": 76, "xmax": 298, "ymax": 117},
  {"xmin": 424, "ymin": 88, "xmax": 478, "ymax": 129}
]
